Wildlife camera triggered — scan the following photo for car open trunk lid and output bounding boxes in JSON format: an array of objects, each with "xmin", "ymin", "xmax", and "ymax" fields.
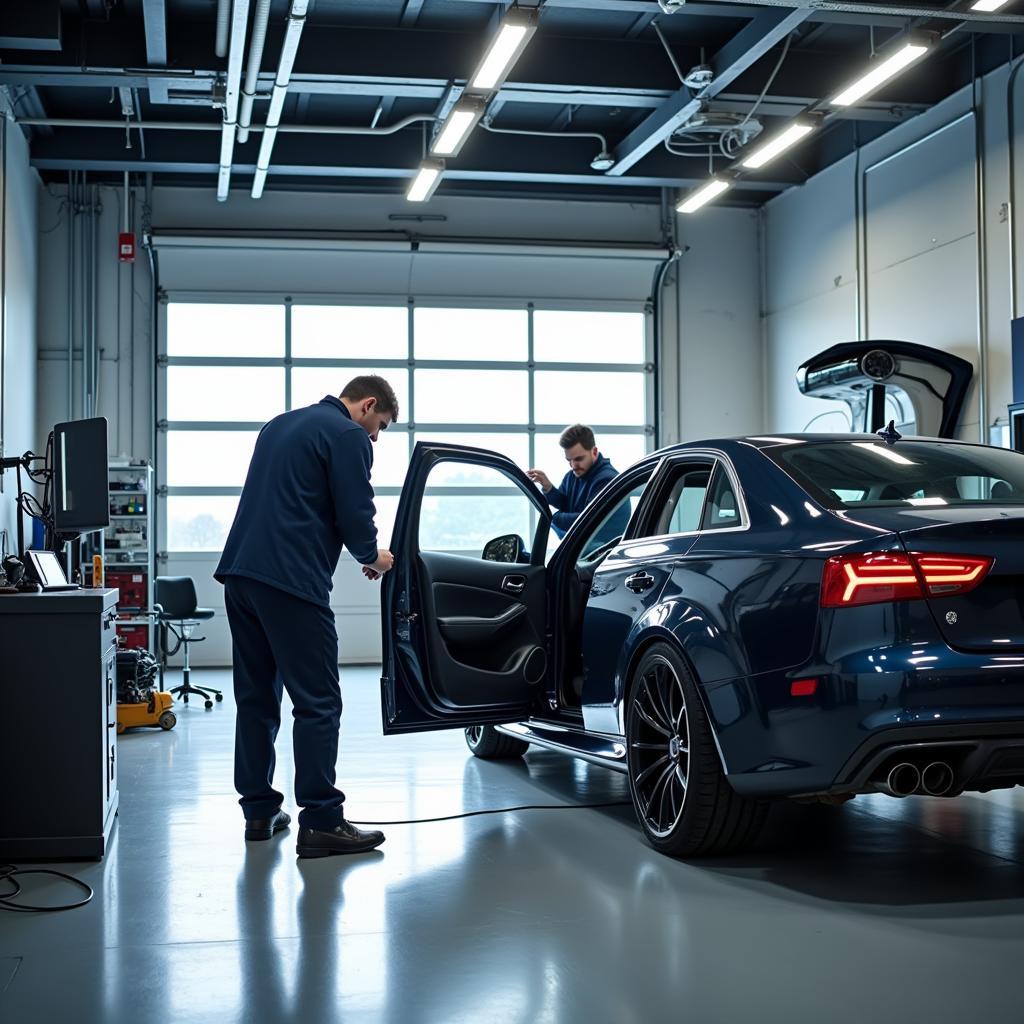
[{"xmin": 841, "ymin": 506, "xmax": 1024, "ymax": 651}]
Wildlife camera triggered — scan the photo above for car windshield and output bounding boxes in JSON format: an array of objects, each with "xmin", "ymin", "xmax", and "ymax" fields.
[{"xmin": 765, "ymin": 439, "xmax": 1024, "ymax": 509}]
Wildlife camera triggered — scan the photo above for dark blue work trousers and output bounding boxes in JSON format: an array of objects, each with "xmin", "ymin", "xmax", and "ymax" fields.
[{"xmin": 224, "ymin": 576, "xmax": 345, "ymax": 829}]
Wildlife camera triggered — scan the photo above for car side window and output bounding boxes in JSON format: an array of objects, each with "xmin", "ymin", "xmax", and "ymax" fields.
[
  {"xmin": 575, "ymin": 477, "xmax": 652, "ymax": 563},
  {"xmin": 701, "ymin": 464, "xmax": 741, "ymax": 530},
  {"xmin": 642, "ymin": 464, "xmax": 712, "ymax": 538}
]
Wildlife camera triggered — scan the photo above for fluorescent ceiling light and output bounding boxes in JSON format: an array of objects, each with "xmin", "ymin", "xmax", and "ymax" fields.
[
  {"xmin": 430, "ymin": 99, "xmax": 486, "ymax": 158},
  {"xmin": 407, "ymin": 161, "xmax": 444, "ymax": 203},
  {"xmin": 741, "ymin": 122, "xmax": 816, "ymax": 169},
  {"xmin": 471, "ymin": 9, "xmax": 538, "ymax": 92},
  {"xmin": 971, "ymin": 0, "xmax": 1011, "ymax": 9},
  {"xmin": 676, "ymin": 177, "xmax": 731, "ymax": 214},
  {"xmin": 831, "ymin": 41, "xmax": 929, "ymax": 106}
]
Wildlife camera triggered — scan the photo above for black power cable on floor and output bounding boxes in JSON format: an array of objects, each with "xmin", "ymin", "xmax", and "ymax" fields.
[
  {"xmin": 0, "ymin": 865, "xmax": 94, "ymax": 913},
  {"xmin": 0, "ymin": 804, "xmax": 632, "ymax": 910},
  {"xmin": 349, "ymin": 800, "xmax": 632, "ymax": 825}
]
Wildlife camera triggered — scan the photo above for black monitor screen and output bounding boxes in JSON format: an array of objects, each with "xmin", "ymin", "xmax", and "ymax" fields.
[{"xmin": 52, "ymin": 417, "xmax": 109, "ymax": 535}]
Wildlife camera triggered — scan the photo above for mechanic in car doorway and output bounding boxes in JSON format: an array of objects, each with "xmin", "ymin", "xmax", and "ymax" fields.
[
  {"xmin": 528, "ymin": 423, "xmax": 622, "ymax": 539},
  {"xmin": 215, "ymin": 375, "xmax": 397, "ymax": 860}
]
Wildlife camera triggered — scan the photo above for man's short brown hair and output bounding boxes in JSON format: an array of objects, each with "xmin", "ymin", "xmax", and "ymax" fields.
[
  {"xmin": 340, "ymin": 375, "xmax": 400, "ymax": 422},
  {"xmin": 559, "ymin": 423, "xmax": 595, "ymax": 451}
]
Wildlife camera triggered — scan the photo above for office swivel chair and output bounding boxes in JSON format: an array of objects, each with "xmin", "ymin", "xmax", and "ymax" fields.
[{"xmin": 155, "ymin": 576, "xmax": 222, "ymax": 710}]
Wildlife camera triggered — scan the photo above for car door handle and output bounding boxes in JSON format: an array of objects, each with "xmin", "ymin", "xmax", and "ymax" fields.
[
  {"xmin": 502, "ymin": 575, "xmax": 526, "ymax": 594},
  {"xmin": 625, "ymin": 572, "xmax": 656, "ymax": 593}
]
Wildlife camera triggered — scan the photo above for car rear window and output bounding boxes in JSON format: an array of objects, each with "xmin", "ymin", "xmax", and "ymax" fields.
[{"xmin": 765, "ymin": 440, "xmax": 1024, "ymax": 509}]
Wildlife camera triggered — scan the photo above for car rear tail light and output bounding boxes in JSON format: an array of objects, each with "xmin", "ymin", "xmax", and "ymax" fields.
[
  {"xmin": 820, "ymin": 552, "xmax": 992, "ymax": 607},
  {"xmin": 912, "ymin": 554, "xmax": 992, "ymax": 596},
  {"xmin": 790, "ymin": 678, "xmax": 819, "ymax": 697}
]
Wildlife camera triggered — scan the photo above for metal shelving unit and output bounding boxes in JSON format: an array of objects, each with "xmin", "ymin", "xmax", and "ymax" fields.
[{"xmin": 83, "ymin": 462, "xmax": 155, "ymax": 650}]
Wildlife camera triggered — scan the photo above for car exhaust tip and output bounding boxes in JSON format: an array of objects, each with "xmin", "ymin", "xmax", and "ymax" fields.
[
  {"xmin": 874, "ymin": 762, "xmax": 921, "ymax": 797},
  {"xmin": 920, "ymin": 761, "xmax": 955, "ymax": 797}
]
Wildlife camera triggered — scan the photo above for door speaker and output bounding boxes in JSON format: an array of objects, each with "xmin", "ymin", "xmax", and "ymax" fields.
[{"xmin": 523, "ymin": 646, "xmax": 546, "ymax": 685}]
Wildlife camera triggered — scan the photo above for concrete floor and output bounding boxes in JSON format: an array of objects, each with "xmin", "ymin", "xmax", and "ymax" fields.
[{"xmin": 2, "ymin": 667, "xmax": 1024, "ymax": 1023}]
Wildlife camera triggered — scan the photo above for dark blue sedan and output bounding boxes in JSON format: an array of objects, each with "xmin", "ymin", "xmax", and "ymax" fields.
[{"xmin": 381, "ymin": 434, "xmax": 1024, "ymax": 856}]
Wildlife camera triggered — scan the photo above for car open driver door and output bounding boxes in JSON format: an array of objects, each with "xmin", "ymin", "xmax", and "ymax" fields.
[{"xmin": 380, "ymin": 442, "xmax": 552, "ymax": 734}]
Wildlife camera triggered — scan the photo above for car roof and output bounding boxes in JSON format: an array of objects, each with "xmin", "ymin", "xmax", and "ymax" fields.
[{"xmin": 647, "ymin": 434, "xmax": 984, "ymax": 457}]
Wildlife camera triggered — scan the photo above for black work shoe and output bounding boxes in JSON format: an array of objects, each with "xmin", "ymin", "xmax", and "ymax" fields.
[
  {"xmin": 244, "ymin": 809, "xmax": 291, "ymax": 842},
  {"xmin": 296, "ymin": 820, "xmax": 385, "ymax": 858}
]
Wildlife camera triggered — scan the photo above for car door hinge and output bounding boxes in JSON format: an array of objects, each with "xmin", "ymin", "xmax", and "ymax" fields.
[{"xmin": 395, "ymin": 611, "xmax": 418, "ymax": 622}]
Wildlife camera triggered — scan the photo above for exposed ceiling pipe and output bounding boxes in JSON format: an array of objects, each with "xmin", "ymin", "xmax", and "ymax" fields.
[
  {"xmin": 218, "ymin": 0, "xmax": 252, "ymax": 201},
  {"xmin": 18, "ymin": 115, "xmax": 436, "ymax": 136},
  {"xmin": 215, "ymin": 0, "xmax": 231, "ymax": 59},
  {"xmin": 252, "ymin": 0, "xmax": 310, "ymax": 199},
  {"xmin": 238, "ymin": 0, "xmax": 272, "ymax": 144},
  {"xmin": 16, "ymin": 115, "xmax": 436, "ymax": 135}
]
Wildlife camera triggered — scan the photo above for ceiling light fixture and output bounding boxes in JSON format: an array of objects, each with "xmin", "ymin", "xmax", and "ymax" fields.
[
  {"xmin": 831, "ymin": 37, "xmax": 931, "ymax": 107},
  {"xmin": 740, "ymin": 117, "xmax": 819, "ymax": 170},
  {"xmin": 590, "ymin": 150, "xmax": 615, "ymax": 171},
  {"xmin": 676, "ymin": 176, "xmax": 731, "ymax": 214},
  {"xmin": 430, "ymin": 97, "xmax": 486, "ymax": 158},
  {"xmin": 971, "ymin": 0, "xmax": 1012, "ymax": 9},
  {"xmin": 407, "ymin": 160, "xmax": 445, "ymax": 203},
  {"xmin": 470, "ymin": 6, "xmax": 539, "ymax": 92}
]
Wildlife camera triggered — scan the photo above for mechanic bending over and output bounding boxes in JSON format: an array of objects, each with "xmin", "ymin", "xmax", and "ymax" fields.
[
  {"xmin": 528, "ymin": 423, "xmax": 624, "ymax": 540},
  {"xmin": 215, "ymin": 375, "xmax": 397, "ymax": 860}
]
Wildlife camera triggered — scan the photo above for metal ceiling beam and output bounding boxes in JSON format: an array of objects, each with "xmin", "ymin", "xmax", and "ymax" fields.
[
  {"xmin": 29, "ymin": 154, "xmax": 793, "ymax": 193},
  {"xmin": 708, "ymin": 93, "xmax": 929, "ymax": 122},
  {"xmin": 457, "ymin": 0, "xmax": 1024, "ymax": 31},
  {"xmin": 26, "ymin": 129, "xmax": 799, "ymax": 192},
  {"xmin": 142, "ymin": 0, "xmax": 168, "ymax": 66},
  {"xmin": 400, "ymin": 0, "xmax": 428, "ymax": 25},
  {"xmin": 609, "ymin": 8, "xmax": 811, "ymax": 175}
]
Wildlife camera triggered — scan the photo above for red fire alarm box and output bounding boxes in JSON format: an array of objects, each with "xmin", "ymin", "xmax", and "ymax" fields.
[{"xmin": 118, "ymin": 232, "xmax": 136, "ymax": 263}]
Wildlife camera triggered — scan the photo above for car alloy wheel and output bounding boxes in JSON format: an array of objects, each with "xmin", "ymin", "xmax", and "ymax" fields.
[
  {"xmin": 626, "ymin": 642, "xmax": 769, "ymax": 857},
  {"xmin": 627, "ymin": 653, "xmax": 690, "ymax": 839}
]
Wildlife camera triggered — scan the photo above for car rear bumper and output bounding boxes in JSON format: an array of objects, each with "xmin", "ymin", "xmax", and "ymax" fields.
[{"xmin": 707, "ymin": 654, "xmax": 1024, "ymax": 798}]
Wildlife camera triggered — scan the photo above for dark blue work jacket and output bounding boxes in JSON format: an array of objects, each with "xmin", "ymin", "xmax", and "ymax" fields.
[
  {"xmin": 544, "ymin": 453, "xmax": 620, "ymax": 538},
  {"xmin": 215, "ymin": 396, "xmax": 378, "ymax": 607}
]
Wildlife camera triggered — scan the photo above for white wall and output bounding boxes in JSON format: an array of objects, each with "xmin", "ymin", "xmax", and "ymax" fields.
[
  {"xmin": 34, "ymin": 182, "xmax": 762, "ymax": 664},
  {"xmin": 675, "ymin": 207, "xmax": 763, "ymax": 442},
  {"xmin": 764, "ymin": 63, "xmax": 1019, "ymax": 441},
  {"xmin": 0, "ymin": 109, "xmax": 39, "ymax": 559}
]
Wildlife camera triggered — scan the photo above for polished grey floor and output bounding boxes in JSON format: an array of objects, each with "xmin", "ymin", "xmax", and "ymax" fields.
[{"xmin": 3, "ymin": 667, "xmax": 1024, "ymax": 1023}]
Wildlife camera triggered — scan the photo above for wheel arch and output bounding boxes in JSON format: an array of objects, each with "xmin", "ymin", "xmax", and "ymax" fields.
[{"xmin": 619, "ymin": 629, "xmax": 729, "ymax": 775}]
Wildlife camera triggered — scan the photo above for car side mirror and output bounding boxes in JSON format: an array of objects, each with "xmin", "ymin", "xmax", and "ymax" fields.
[{"xmin": 482, "ymin": 534, "xmax": 525, "ymax": 563}]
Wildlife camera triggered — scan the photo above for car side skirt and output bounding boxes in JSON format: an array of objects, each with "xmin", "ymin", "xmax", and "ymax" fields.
[{"xmin": 496, "ymin": 721, "xmax": 629, "ymax": 773}]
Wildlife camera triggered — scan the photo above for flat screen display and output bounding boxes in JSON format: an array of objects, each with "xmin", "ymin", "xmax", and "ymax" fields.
[
  {"xmin": 52, "ymin": 417, "xmax": 109, "ymax": 535},
  {"xmin": 27, "ymin": 550, "xmax": 69, "ymax": 589}
]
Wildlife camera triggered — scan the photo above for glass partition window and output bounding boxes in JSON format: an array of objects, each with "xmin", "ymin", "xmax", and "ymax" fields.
[
  {"xmin": 163, "ymin": 302, "xmax": 651, "ymax": 555},
  {"xmin": 420, "ymin": 464, "xmax": 536, "ymax": 556}
]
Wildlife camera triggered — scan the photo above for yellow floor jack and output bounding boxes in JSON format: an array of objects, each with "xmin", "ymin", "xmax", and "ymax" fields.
[{"xmin": 116, "ymin": 646, "xmax": 177, "ymax": 734}]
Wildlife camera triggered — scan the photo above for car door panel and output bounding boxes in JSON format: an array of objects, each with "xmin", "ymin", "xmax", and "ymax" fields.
[
  {"xmin": 580, "ymin": 544, "xmax": 692, "ymax": 733},
  {"xmin": 381, "ymin": 443, "xmax": 551, "ymax": 734},
  {"xmin": 417, "ymin": 552, "xmax": 546, "ymax": 705}
]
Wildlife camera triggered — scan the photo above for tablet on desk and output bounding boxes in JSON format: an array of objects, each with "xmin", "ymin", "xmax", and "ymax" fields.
[{"xmin": 26, "ymin": 550, "xmax": 81, "ymax": 592}]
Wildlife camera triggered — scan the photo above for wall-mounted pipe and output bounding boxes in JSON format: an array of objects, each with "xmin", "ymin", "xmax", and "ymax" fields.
[
  {"xmin": 973, "ymin": 52, "xmax": 989, "ymax": 445},
  {"xmin": 238, "ymin": 0, "xmax": 272, "ymax": 144},
  {"xmin": 218, "ymin": 0, "xmax": 252, "ymax": 201},
  {"xmin": 252, "ymin": 0, "xmax": 311, "ymax": 200},
  {"xmin": 1007, "ymin": 55, "xmax": 1024, "ymax": 322},
  {"xmin": 66, "ymin": 171, "xmax": 73, "ymax": 419},
  {"xmin": 215, "ymin": 0, "xmax": 231, "ymax": 59},
  {"xmin": 0, "ymin": 112, "xmax": 6, "ymax": 471}
]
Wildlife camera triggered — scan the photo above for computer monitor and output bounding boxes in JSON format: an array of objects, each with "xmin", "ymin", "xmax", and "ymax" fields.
[{"xmin": 52, "ymin": 417, "xmax": 110, "ymax": 536}]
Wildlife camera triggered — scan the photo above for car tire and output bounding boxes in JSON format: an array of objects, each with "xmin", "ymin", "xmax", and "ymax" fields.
[
  {"xmin": 464, "ymin": 725, "xmax": 529, "ymax": 759},
  {"xmin": 626, "ymin": 642, "xmax": 768, "ymax": 857}
]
